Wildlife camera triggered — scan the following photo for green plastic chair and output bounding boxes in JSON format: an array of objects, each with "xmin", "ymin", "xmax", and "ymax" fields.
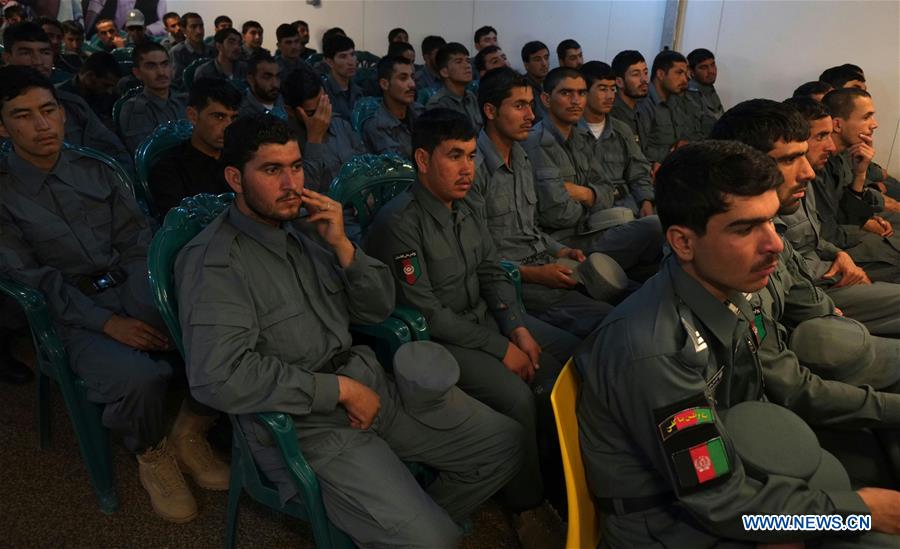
[
  {"xmin": 111, "ymin": 86, "xmax": 144, "ymax": 130},
  {"xmin": 111, "ymin": 47, "xmax": 134, "ymax": 73},
  {"xmin": 134, "ymin": 119, "xmax": 194, "ymax": 219},
  {"xmin": 182, "ymin": 57, "xmax": 210, "ymax": 90},
  {"xmin": 147, "ymin": 193, "xmax": 422, "ymax": 549},
  {"xmin": 466, "ymin": 80, "xmax": 480, "ymax": 94},
  {"xmin": 416, "ymin": 86, "xmax": 437, "ymax": 106},
  {"xmin": 350, "ymin": 96, "xmax": 381, "ymax": 136},
  {"xmin": 305, "ymin": 52, "xmax": 323, "ymax": 65},
  {"xmin": 355, "ymin": 50, "xmax": 380, "ymax": 70}
]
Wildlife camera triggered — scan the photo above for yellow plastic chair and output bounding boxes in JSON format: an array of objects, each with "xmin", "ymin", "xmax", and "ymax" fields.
[{"xmin": 551, "ymin": 359, "xmax": 600, "ymax": 548}]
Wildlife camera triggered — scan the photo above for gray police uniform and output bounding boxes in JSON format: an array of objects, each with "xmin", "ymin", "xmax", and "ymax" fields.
[
  {"xmin": 170, "ymin": 40, "xmax": 215, "ymax": 83},
  {"xmin": 364, "ymin": 181, "xmax": 579, "ymax": 510},
  {"xmin": 578, "ymin": 255, "xmax": 900, "ymax": 547},
  {"xmin": 277, "ymin": 56, "xmax": 312, "ymax": 81},
  {"xmin": 0, "ymin": 149, "xmax": 175, "ymax": 453},
  {"xmin": 323, "ymin": 74, "xmax": 363, "ymax": 122},
  {"xmin": 176, "ymin": 204, "xmax": 523, "ymax": 548},
  {"xmin": 685, "ymin": 79, "xmax": 724, "ymax": 137},
  {"xmin": 525, "ymin": 74, "xmax": 548, "ymax": 123},
  {"xmin": 577, "ymin": 116, "xmax": 654, "ymax": 216},
  {"xmin": 360, "ymin": 102, "xmax": 420, "ymax": 159},
  {"xmin": 287, "ymin": 116, "xmax": 367, "ymax": 193},
  {"xmin": 193, "ymin": 58, "xmax": 248, "ymax": 83},
  {"xmin": 425, "ymin": 87, "xmax": 483, "ymax": 131},
  {"xmin": 237, "ymin": 91, "xmax": 286, "ymax": 118},
  {"xmin": 117, "ymin": 88, "xmax": 187, "ymax": 152},
  {"xmin": 523, "ymin": 120, "xmax": 663, "ymax": 280},
  {"xmin": 471, "ymin": 130, "xmax": 611, "ymax": 337},
  {"xmin": 778, "ymin": 188, "xmax": 900, "ymax": 337},
  {"xmin": 609, "ymin": 95, "xmax": 648, "ymax": 148},
  {"xmin": 635, "ymin": 85, "xmax": 700, "ymax": 162},
  {"xmin": 413, "ymin": 67, "xmax": 441, "ymax": 93},
  {"xmin": 57, "ymin": 89, "xmax": 134, "ymax": 171}
]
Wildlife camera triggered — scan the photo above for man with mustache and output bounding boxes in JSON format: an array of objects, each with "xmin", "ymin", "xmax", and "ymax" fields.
[
  {"xmin": 365, "ymin": 108, "xmax": 576, "ymax": 534},
  {"xmin": 118, "ymin": 41, "xmax": 187, "ymax": 152},
  {"xmin": 609, "ymin": 49, "xmax": 650, "ymax": 147},
  {"xmin": 685, "ymin": 48, "xmax": 724, "ymax": 136},
  {"xmin": 523, "ymin": 67, "xmax": 664, "ymax": 283},
  {"xmin": 361, "ymin": 56, "xmax": 421, "ymax": 159},
  {"xmin": 521, "ymin": 41, "xmax": 550, "ymax": 123},
  {"xmin": 238, "ymin": 51, "xmax": 285, "ymax": 118}
]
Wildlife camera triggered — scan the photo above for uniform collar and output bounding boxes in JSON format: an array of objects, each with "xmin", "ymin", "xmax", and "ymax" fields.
[
  {"xmin": 411, "ymin": 181, "xmax": 461, "ymax": 228},
  {"xmin": 577, "ymin": 117, "xmax": 613, "ymax": 140},
  {"xmin": 688, "ymin": 79, "xmax": 715, "ymax": 93},
  {"xmin": 226, "ymin": 202, "xmax": 293, "ymax": 259},
  {"xmin": 666, "ymin": 255, "xmax": 748, "ymax": 348},
  {"xmin": 7, "ymin": 147, "xmax": 78, "ymax": 195},
  {"xmin": 477, "ymin": 129, "xmax": 527, "ymax": 174},
  {"xmin": 374, "ymin": 103, "xmax": 406, "ymax": 129},
  {"xmin": 142, "ymin": 87, "xmax": 174, "ymax": 107},
  {"xmin": 613, "ymin": 94, "xmax": 637, "ymax": 113},
  {"xmin": 647, "ymin": 83, "xmax": 666, "ymax": 106}
]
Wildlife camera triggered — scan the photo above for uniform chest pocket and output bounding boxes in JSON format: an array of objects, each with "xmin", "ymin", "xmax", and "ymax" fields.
[
  {"xmin": 258, "ymin": 303, "xmax": 306, "ymax": 351},
  {"xmin": 534, "ymin": 167, "xmax": 560, "ymax": 184},
  {"xmin": 485, "ymin": 190, "xmax": 513, "ymax": 217},
  {"xmin": 21, "ymin": 219, "xmax": 70, "ymax": 244}
]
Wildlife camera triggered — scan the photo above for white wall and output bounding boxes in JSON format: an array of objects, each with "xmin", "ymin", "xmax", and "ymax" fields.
[
  {"xmin": 167, "ymin": 0, "xmax": 667, "ymax": 71},
  {"xmin": 681, "ymin": 0, "xmax": 900, "ymax": 174}
]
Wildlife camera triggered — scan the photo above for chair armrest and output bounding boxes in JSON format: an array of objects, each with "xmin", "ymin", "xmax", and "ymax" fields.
[
  {"xmin": 254, "ymin": 412, "xmax": 322, "ymax": 508},
  {"xmin": 0, "ymin": 278, "xmax": 68, "ymax": 368},
  {"xmin": 350, "ymin": 316, "xmax": 410, "ymax": 355},
  {"xmin": 389, "ymin": 305, "xmax": 430, "ymax": 341},
  {"xmin": 499, "ymin": 260, "xmax": 524, "ymax": 309}
]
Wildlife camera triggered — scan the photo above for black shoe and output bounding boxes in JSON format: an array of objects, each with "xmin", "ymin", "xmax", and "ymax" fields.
[{"xmin": 0, "ymin": 356, "xmax": 34, "ymax": 384}]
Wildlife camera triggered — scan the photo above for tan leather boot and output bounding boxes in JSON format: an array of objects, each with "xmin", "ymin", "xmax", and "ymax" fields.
[
  {"xmin": 170, "ymin": 401, "xmax": 230, "ymax": 491},
  {"xmin": 137, "ymin": 438, "xmax": 198, "ymax": 523}
]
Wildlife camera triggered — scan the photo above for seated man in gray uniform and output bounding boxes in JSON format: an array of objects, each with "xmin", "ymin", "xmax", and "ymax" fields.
[
  {"xmin": 414, "ymin": 35, "xmax": 445, "ymax": 93},
  {"xmin": 471, "ymin": 68, "xmax": 617, "ymax": 338},
  {"xmin": 579, "ymin": 61, "xmax": 655, "ymax": 219},
  {"xmin": 524, "ymin": 67, "xmax": 664, "ymax": 282},
  {"xmin": 238, "ymin": 51, "xmax": 285, "ymax": 118},
  {"xmin": 119, "ymin": 42, "xmax": 187, "ymax": 151},
  {"xmin": 609, "ymin": 50, "xmax": 650, "ymax": 149},
  {"xmin": 282, "ymin": 67, "xmax": 366, "ymax": 193},
  {"xmin": 193, "ymin": 27, "xmax": 247, "ymax": 84},
  {"xmin": 685, "ymin": 48, "xmax": 724, "ymax": 136},
  {"xmin": 578, "ymin": 140, "xmax": 900, "ymax": 548},
  {"xmin": 322, "ymin": 34, "xmax": 363, "ymax": 122},
  {"xmin": 425, "ymin": 42, "xmax": 482, "ymax": 131},
  {"xmin": 361, "ymin": 56, "xmax": 420, "ymax": 159},
  {"xmin": 0, "ymin": 67, "xmax": 228, "ymax": 524},
  {"xmin": 169, "ymin": 12, "xmax": 215, "ymax": 84},
  {"xmin": 275, "ymin": 23, "xmax": 311, "ymax": 81},
  {"xmin": 3, "ymin": 22, "xmax": 133, "ymax": 170},
  {"xmin": 365, "ymin": 108, "xmax": 577, "ymax": 526},
  {"xmin": 175, "ymin": 114, "xmax": 522, "ymax": 547},
  {"xmin": 711, "ymin": 99, "xmax": 900, "ymax": 338}
]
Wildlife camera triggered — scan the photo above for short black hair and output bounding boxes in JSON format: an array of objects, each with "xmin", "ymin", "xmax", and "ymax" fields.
[
  {"xmin": 247, "ymin": 50, "xmax": 277, "ymax": 75},
  {"xmin": 281, "ymin": 67, "xmax": 323, "ymax": 108},
  {"xmin": 94, "ymin": 17, "xmax": 116, "ymax": 31},
  {"xmin": 0, "ymin": 65, "xmax": 59, "ymax": 114},
  {"xmin": 163, "ymin": 12, "xmax": 180, "ymax": 23},
  {"xmin": 388, "ymin": 27, "xmax": 407, "ymax": 41},
  {"xmin": 822, "ymin": 88, "xmax": 871, "ymax": 120},
  {"xmin": 214, "ymin": 27, "xmax": 240, "ymax": 44},
  {"xmin": 651, "ymin": 50, "xmax": 687, "ymax": 81},
  {"xmin": 292, "ymin": 20, "xmax": 308, "ymax": 30},
  {"xmin": 819, "ymin": 65, "xmax": 865, "ymax": 88},
  {"xmin": 387, "ymin": 41, "xmax": 414, "ymax": 59},
  {"xmin": 478, "ymin": 66, "xmax": 529, "ymax": 117},
  {"xmin": 473, "ymin": 45, "xmax": 501, "ymax": 72},
  {"xmin": 581, "ymin": 61, "xmax": 615, "ymax": 88},
  {"xmin": 792, "ymin": 80, "xmax": 833, "ymax": 99},
  {"xmin": 377, "ymin": 55, "xmax": 412, "ymax": 83},
  {"xmin": 37, "ymin": 17, "xmax": 63, "ymax": 33},
  {"xmin": 79, "ymin": 51, "xmax": 121, "ymax": 79},
  {"xmin": 435, "ymin": 42, "xmax": 469, "ymax": 72},
  {"xmin": 132, "ymin": 41, "xmax": 167, "ymax": 65},
  {"xmin": 323, "ymin": 34, "xmax": 354, "ymax": 59},
  {"xmin": 214, "ymin": 15, "xmax": 232, "ymax": 27},
  {"xmin": 556, "ymin": 39, "xmax": 580, "ymax": 61},
  {"xmin": 686, "ymin": 48, "xmax": 714, "ymax": 69},
  {"xmin": 412, "ymin": 108, "xmax": 476, "ymax": 156},
  {"xmin": 222, "ymin": 114, "xmax": 298, "ymax": 172},
  {"xmin": 611, "ymin": 50, "xmax": 645, "ymax": 78},
  {"xmin": 3, "ymin": 22, "xmax": 50, "ymax": 50},
  {"xmin": 61, "ymin": 20, "xmax": 84, "ymax": 37},
  {"xmin": 322, "ymin": 27, "xmax": 345, "ymax": 44},
  {"xmin": 4, "ymin": 5, "xmax": 25, "ymax": 19},
  {"xmin": 188, "ymin": 77, "xmax": 243, "ymax": 111},
  {"xmin": 782, "ymin": 96, "xmax": 830, "ymax": 122},
  {"xmin": 180, "ymin": 12, "xmax": 202, "ymax": 29},
  {"xmin": 543, "ymin": 66, "xmax": 583, "ymax": 94},
  {"xmin": 710, "ymin": 99, "xmax": 810, "ymax": 154},
  {"xmin": 276, "ymin": 23, "xmax": 298, "ymax": 42},
  {"xmin": 241, "ymin": 20, "xmax": 262, "ymax": 34},
  {"xmin": 474, "ymin": 25, "xmax": 497, "ymax": 44},
  {"xmin": 421, "ymin": 35, "xmax": 446, "ymax": 57},
  {"xmin": 656, "ymin": 140, "xmax": 782, "ymax": 234},
  {"xmin": 520, "ymin": 40, "xmax": 548, "ymax": 64}
]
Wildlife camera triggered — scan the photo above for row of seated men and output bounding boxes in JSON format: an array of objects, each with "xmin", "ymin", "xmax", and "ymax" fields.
[{"xmin": 3, "ymin": 15, "xmax": 900, "ymax": 549}]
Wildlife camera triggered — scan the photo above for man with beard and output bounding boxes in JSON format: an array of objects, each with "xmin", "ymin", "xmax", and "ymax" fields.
[
  {"xmin": 685, "ymin": 48, "xmax": 724, "ymax": 136},
  {"xmin": 275, "ymin": 23, "xmax": 310, "ymax": 80},
  {"xmin": 240, "ymin": 20, "xmax": 268, "ymax": 60},
  {"xmin": 239, "ymin": 52, "xmax": 285, "ymax": 118},
  {"xmin": 361, "ymin": 56, "xmax": 421, "ymax": 158},
  {"xmin": 521, "ymin": 41, "xmax": 550, "ymax": 122},
  {"xmin": 293, "ymin": 20, "xmax": 316, "ymax": 58},
  {"xmin": 194, "ymin": 28, "xmax": 247, "ymax": 83},
  {"xmin": 609, "ymin": 50, "xmax": 649, "ymax": 147}
]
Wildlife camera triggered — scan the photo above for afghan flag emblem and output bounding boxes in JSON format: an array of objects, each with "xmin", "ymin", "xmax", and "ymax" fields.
[
  {"xmin": 658, "ymin": 406, "xmax": 714, "ymax": 441},
  {"xmin": 672, "ymin": 436, "xmax": 730, "ymax": 489},
  {"xmin": 394, "ymin": 250, "xmax": 420, "ymax": 285}
]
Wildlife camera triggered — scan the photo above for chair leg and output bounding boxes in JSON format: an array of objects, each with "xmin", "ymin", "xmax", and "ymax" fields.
[
  {"xmin": 36, "ymin": 369, "xmax": 51, "ymax": 449},
  {"xmin": 225, "ymin": 452, "xmax": 244, "ymax": 549}
]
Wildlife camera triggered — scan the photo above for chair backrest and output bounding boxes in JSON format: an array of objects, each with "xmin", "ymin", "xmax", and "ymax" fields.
[
  {"xmin": 111, "ymin": 47, "xmax": 134, "ymax": 73},
  {"xmin": 355, "ymin": 50, "xmax": 380, "ymax": 69},
  {"xmin": 350, "ymin": 96, "xmax": 381, "ymax": 135},
  {"xmin": 112, "ymin": 86, "xmax": 144, "ymax": 128},
  {"xmin": 147, "ymin": 193, "xmax": 234, "ymax": 355},
  {"xmin": 416, "ymin": 86, "xmax": 437, "ymax": 107},
  {"xmin": 550, "ymin": 360, "xmax": 600, "ymax": 549},
  {"xmin": 134, "ymin": 119, "xmax": 194, "ymax": 219},
  {"xmin": 182, "ymin": 57, "xmax": 210, "ymax": 89},
  {"xmin": 327, "ymin": 153, "xmax": 416, "ymax": 235}
]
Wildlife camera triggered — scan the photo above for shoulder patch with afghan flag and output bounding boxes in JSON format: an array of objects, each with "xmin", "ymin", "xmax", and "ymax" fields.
[
  {"xmin": 394, "ymin": 250, "xmax": 420, "ymax": 285},
  {"xmin": 672, "ymin": 437, "xmax": 730, "ymax": 489}
]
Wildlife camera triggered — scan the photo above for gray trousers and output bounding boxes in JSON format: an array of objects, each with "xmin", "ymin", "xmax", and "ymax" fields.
[
  {"xmin": 528, "ymin": 288, "xmax": 613, "ymax": 339},
  {"xmin": 564, "ymin": 215, "xmax": 664, "ymax": 281},
  {"xmin": 442, "ymin": 314, "xmax": 575, "ymax": 511},
  {"xmin": 826, "ymin": 281, "xmax": 900, "ymax": 337},
  {"xmin": 246, "ymin": 347, "xmax": 523, "ymax": 548}
]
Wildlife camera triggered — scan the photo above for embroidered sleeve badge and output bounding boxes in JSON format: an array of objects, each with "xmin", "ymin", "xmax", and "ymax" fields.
[{"xmin": 394, "ymin": 250, "xmax": 420, "ymax": 285}]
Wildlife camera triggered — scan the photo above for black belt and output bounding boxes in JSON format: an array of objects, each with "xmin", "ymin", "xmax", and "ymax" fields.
[
  {"xmin": 519, "ymin": 251, "xmax": 552, "ymax": 265},
  {"xmin": 596, "ymin": 492, "xmax": 674, "ymax": 515},
  {"xmin": 319, "ymin": 349, "xmax": 352, "ymax": 374},
  {"xmin": 73, "ymin": 268, "xmax": 127, "ymax": 296}
]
